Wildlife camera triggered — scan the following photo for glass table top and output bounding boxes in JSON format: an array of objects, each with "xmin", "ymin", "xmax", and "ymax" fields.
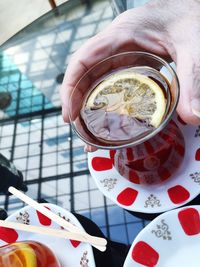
[{"xmin": 0, "ymin": 0, "xmax": 149, "ymax": 253}]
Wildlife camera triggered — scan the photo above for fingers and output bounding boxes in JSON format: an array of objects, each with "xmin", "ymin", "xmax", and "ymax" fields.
[
  {"xmin": 59, "ymin": 8, "xmax": 146, "ymax": 123},
  {"xmin": 84, "ymin": 145, "xmax": 97, "ymax": 153},
  {"xmin": 60, "ymin": 31, "xmax": 116, "ymax": 123},
  {"xmin": 175, "ymin": 49, "xmax": 200, "ymax": 125}
]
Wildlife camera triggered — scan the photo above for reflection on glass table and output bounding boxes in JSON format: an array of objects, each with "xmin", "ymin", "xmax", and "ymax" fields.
[{"xmin": 0, "ymin": 0, "xmax": 150, "ymax": 260}]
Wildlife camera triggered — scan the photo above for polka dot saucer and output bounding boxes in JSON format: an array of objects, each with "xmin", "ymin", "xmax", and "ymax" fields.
[
  {"xmin": 123, "ymin": 205, "xmax": 200, "ymax": 267},
  {"xmin": 88, "ymin": 114, "xmax": 200, "ymax": 214},
  {"xmin": 0, "ymin": 204, "xmax": 96, "ymax": 267}
]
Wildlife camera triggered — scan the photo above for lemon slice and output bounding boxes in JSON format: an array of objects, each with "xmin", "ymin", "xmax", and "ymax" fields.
[
  {"xmin": 85, "ymin": 71, "xmax": 166, "ymax": 128},
  {"xmin": 2, "ymin": 251, "xmax": 23, "ymax": 267},
  {"xmin": 13, "ymin": 243, "xmax": 37, "ymax": 267}
]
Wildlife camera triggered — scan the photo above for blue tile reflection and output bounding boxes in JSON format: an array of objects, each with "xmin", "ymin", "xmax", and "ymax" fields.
[
  {"xmin": 75, "ymin": 162, "xmax": 87, "ymax": 170},
  {"xmin": 0, "ymin": 51, "xmax": 53, "ymax": 117},
  {"xmin": 108, "ymin": 205, "xmax": 125, "ymax": 224},
  {"xmin": 110, "ymin": 224, "xmax": 128, "ymax": 243},
  {"xmin": 45, "ymin": 133, "xmax": 69, "ymax": 146},
  {"xmin": 127, "ymin": 223, "xmax": 144, "ymax": 243},
  {"xmin": 61, "ymin": 147, "xmax": 84, "ymax": 157},
  {"xmin": 124, "ymin": 210, "xmax": 142, "ymax": 223},
  {"xmin": 80, "ymin": 206, "xmax": 148, "ymax": 245},
  {"xmin": 90, "ymin": 207, "xmax": 106, "ymax": 226}
]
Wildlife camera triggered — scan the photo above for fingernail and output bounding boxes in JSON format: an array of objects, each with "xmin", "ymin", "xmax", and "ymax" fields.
[
  {"xmin": 84, "ymin": 145, "xmax": 88, "ymax": 153},
  {"xmin": 191, "ymin": 99, "xmax": 200, "ymax": 118}
]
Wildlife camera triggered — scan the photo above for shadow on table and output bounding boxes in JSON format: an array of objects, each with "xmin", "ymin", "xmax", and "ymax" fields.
[{"xmin": 74, "ymin": 213, "xmax": 130, "ymax": 267}]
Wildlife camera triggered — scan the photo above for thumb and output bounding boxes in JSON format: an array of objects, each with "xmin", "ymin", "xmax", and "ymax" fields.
[{"xmin": 176, "ymin": 50, "xmax": 200, "ymax": 125}]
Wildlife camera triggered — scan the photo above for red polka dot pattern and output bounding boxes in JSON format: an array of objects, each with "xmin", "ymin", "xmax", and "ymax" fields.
[
  {"xmin": 92, "ymin": 157, "xmax": 113, "ymax": 171},
  {"xmin": 36, "ymin": 207, "xmax": 52, "ymax": 226},
  {"xmin": 0, "ymin": 227, "xmax": 18, "ymax": 243},
  {"xmin": 117, "ymin": 188, "xmax": 138, "ymax": 206},
  {"xmin": 70, "ymin": 240, "xmax": 81, "ymax": 248},
  {"xmin": 178, "ymin": 208, "xmax": 200, "ymax": 235},
  {"xmin": 132, "ymin": 241, "xmax": 159, "ymax": 266},
  {"xmin": 195, "ymin": 148, "xmax": 200, "ymax": 161},
  {"xmin": 167, "ymin": 185, "xmax": 190, "ymax": 204}
]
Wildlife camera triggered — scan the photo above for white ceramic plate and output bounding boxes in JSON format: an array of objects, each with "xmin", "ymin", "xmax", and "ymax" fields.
[
  {"xmin": 123, "ymin": 205, "xmax": 200, "ymax": 267},
  {"xmin": 0, "ymin": 204, "xmax": 96, "ymax": 267},
  {"xmin": 88, "ymin": 114, "xmax": 200, "ymax": 213}
]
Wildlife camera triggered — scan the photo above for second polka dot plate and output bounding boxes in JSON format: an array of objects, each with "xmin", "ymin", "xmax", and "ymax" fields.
[{"xmin": 123, "ymin": 205, "xmax": 200, "ymax": 266}]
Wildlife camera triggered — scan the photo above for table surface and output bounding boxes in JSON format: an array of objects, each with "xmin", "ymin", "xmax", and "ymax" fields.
[{"xmin": 0, "ymin": 0, "xmax": 149, "ymax": 252}]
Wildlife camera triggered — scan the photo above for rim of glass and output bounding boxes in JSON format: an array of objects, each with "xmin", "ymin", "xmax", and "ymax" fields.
[{"xmin": 69, "ymin": 51, "xmax": 180, "ymax": 149}]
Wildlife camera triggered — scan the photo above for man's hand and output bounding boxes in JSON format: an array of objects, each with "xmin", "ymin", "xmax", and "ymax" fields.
[{"xmin": 60, "ymin": 0, "xmax": 200, "ymax": 129}]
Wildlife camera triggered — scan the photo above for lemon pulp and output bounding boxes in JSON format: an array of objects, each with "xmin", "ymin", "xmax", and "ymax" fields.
[
  {"xmin": 13, "ymin": 243, "xmax": 37, "ymax": 267},
  {"xmin": 85, "ymin": 71, "xmax": 166, "ymax": 128}
]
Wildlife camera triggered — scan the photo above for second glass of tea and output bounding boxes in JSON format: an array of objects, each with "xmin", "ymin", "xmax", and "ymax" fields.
[{"xmin": 69, "ymin": 52, "xmax": 185, "ymax": 185}]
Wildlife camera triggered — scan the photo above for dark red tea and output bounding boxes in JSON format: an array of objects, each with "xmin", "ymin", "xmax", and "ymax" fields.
[{"xmin": 81, "ymin": 67, "xmax": 171, "ymax": 146}]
